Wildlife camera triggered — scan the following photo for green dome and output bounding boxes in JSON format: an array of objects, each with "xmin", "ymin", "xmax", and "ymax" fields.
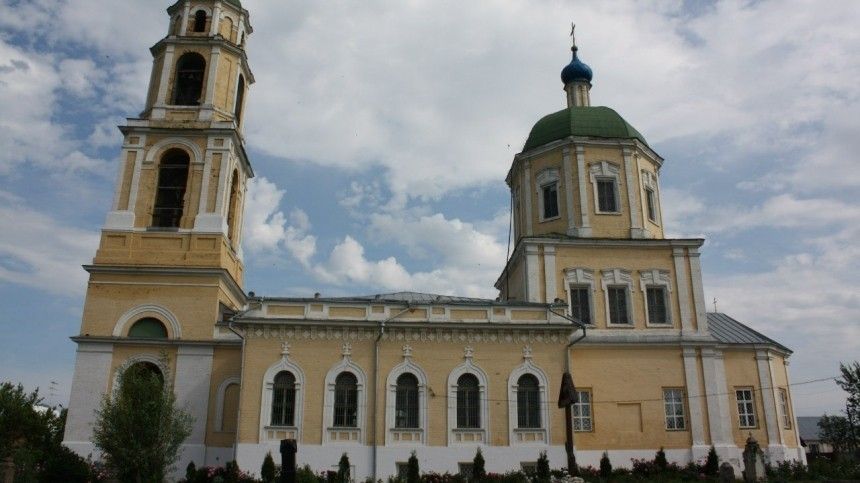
[
  {"xmin": 523, "ymin": 106, "xmax": 648, "ymax": 152},
  {"xmin": 224, "ymin": 0, "xmax": 242, "ymax": 7}
]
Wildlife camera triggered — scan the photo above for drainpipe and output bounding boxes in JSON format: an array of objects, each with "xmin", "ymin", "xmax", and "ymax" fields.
[
  {"xmin": 372, "ymin": 304, "xmax": 412, "ymax": 482},
  {"xmin": 549, "ymin": 301, "xmax": 586, "ymax": 475}
]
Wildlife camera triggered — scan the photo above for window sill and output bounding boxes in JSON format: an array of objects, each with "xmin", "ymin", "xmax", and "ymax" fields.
[
  {"xmin": 606, "ymin": 323, "xmax": 636, "ymax": 329},
  {"xmin": 595, "ymin": 211, "xmax": 622, "ymax": 216},
  {"xmin": 645, "ymin": 322, "xmax": 674, "ymax": 328},
  {"xmin": 146, "ymin": 226, "xmax": 180, "ymax": 232},
  {"xmin": 538, "ymin": 215, "xmax": 561, "ymax": 223},
  {"xmin": 512, "ymin": 428, "xmax": 547, "ymax": 444},
  {"xmin": 665, "ymin": 427, "xmax": 689, "ymax": 432}
]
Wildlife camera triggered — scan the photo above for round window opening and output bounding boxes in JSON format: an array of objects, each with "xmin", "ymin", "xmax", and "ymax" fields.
[{"xmin": 128, "ymin": 317, "xmax": 168, "ymax": 339}]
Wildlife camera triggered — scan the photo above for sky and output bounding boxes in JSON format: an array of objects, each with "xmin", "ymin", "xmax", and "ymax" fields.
[{"xmin": 0, "ymin": 0, "xmax": 857, "ymax": 417}]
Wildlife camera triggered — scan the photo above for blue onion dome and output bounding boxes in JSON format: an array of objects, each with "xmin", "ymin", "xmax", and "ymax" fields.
[{"xmin": 561, "ymin": 46, "xmax": 592, "ymax": 84}]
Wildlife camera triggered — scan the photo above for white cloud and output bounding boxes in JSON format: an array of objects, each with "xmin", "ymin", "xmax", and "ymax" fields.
[{"xmin": 0, "ymin": 191, "xmax": 99, "ymax": 296}]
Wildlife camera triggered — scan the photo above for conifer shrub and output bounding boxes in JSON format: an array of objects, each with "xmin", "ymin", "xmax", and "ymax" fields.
[
  {"xmin": 536, "ymin": 451, "xmax": 550, "ymax": 483},
  {"xmin": 704, "ymin": 446, "xmax": 719, "ymax": 476},
  {"xmin": 185, "ymin": 461, "xmax": 197, "ymax": 482},
  {"xmin": 655, "ymin": 447, "xmax": 668, "ymax": 471},
  {"xmin": 337, "ymin": 453, "xmax": 351, "ymax": 483},
  {"xmin": 472, "ymin": 448, "xmax": 486, "ymax": 482},
  {"xmin": 599, "ymin": 452, "xmax": 612, "ymax": 479},
  {"xmin": 261, "ymin": 452, "xmax": 276, "ymax": 483},
  {"xmin": 407, "ymin": 451, "xmax": 420, "ymax": 483}
]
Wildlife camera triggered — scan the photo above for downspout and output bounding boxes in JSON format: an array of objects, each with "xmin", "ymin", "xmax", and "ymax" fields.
[
  {"xmin": 549, "ymin": 302, "xmax": 586, "ymax": 474},
  {"xmin": 372, "ymin": 304, "xmax": 412, "ymax": 482}
]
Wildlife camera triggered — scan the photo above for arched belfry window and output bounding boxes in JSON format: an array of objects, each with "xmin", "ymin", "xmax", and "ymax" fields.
[
  {"xmin": 172, "ymin": 53, "xmax": 206, "ymax": 106},
  {"xmin": 333, "ymin": 372, "xmax": 358, "ymax": 427},
  {"xmin": 395, "ymin": 373, "xmax": 419, "ymax": 429},
  {"xmin": 516, "ymin": 374, "xmax": 541, "ymax": 429},
  {"xmin": 193, "ymin": 10, "xmax": 207, "ymax": 33},
  {"xmin": 456, "ymin": 373, "xmax": 481, "ymax": 429},
  {"xmin": 128, "ymin": 318, "xmax": 168, "ymax": 339},
  {"xmin": 271, "ymin": 371, "xmax": 296, "ymax": 427},
  {"xmin": 234, "ymin": 75, "xmax": 246, "ymax": 123},
  {"xmin": 152, "ymin": 149, "xmax": 190, "ymax": 228},
  {"xmin": 226, "ymin": 169, "xmax": 240, "ymax": 241}
]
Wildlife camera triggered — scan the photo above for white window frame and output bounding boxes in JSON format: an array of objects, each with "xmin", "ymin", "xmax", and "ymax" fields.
[
  {"xmin": 323, "ymin": 349, "xmax": 367, "ymax": 444},
  {"xmin": 736, "ymin": 388, "xmax": 758, "ymax": 429},
  {"xmin": 507, "ymin": 350, "xmax": 550, "ymax": 445},
  {"xmin": 601, "ymin": 269, "xmax": 635, "ymax": 327},
  {"xmin": 385, "ymin": 352, "xmax": 428, "ymax": 446},
  {"xmin": 564, "ymin": 268, "xmax": 595, "ymax": 326},
  {"xmin": 447, "ymin": 349, "xmax": 489, "ymax": 446},
  {"xmin": 640, "ymin": 269, "xmax": 672, "ymax": 326},
  {"xmin": 535, "ymin": 168, "xmax": 561, "ymax": 222},
  {"xmin": 663, "ymin": 388, "xmax": 686, "ymax": 431},
  {"xmin": 640, "ymin": 170, "xmax": 662, "ymax": 225},
  {"xmin": 260, "ymin": 354, "xmax": 305, "ymax": 443},
  {"xmin": 778, "ymin": 388, "xmax": 792, "ymax": 429},
  {"xmin": 590, "ymin": 162, "xmax": 621, "ymax": 214},
  {"xmin": 572, "ymin": 389, "xmax": 593, "ymax": 432}
]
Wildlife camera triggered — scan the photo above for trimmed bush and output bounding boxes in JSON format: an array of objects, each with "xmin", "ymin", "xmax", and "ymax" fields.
[
  {"xmin": 599, "ymin": 451, "xmax": 612, "ymax": 478},
  {"xmin": 407, "ymin": 451, "xmax": 420, "ymax": 483},
  {"xmin": 655, "ymin": 447, "xmax": 668, "ymax": 471},
  {"xmin": 536, "ymin": 451, "xmax": 550, "ymax": 483},
  {"xmin": 472, "ymin": 448, "xmax": 486, "ymax": 482},
  {"xmin": 262, "ymin": 452, "xmax": 276, "ymax": 483},
  {"xmin": 704, "ymin": 446, "xmax": 719, "ymax": 476},
  {"xmin": 337, "ymin": 453, "xmax": 351, "ymax": 483}
]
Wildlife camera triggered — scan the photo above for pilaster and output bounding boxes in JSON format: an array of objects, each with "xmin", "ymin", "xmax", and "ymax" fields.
[
  {"xmin": 63, "ymin": 342, "xmax": 114, "ymax": 456},
  {"xmin": 525, "ymin": 244, "xmax": 541, "ymax": 303},
  {"xmin": 755, "ymin": 350, "xmax": 782, "ymax": 450},
  {"xmin": 701, "ymin": 348, "xmax": 733, "ymax": 447},
  {"xmin": 672, "ymin": 248, "xmax": 694, "ymax": 334},
  {"xmin": 574, "ymin": 145, "xmax": 591, "ymax": 236},
  {"xmin": 688, "ymin": 249, "xmax": 709, "ymax": 333},
  {"xmin": 523, "ymin": 160, "xmax": 533, "ymax": 235},
  {"xmin": 562, "ymin": 147, "xmax": 577, "ymax": 236},
  {"xmin": 174, "ymin": 345, "xmax": 215, "ymax": 468},
  {"xmin": 682, "ymin": 347, "xmax": 706, "ymax": 454},
  {"xmin": 623, "ymin": 147, "xmax": 644, "ymax": 238},
  {"xmin": 543, "ymin": 245, "xmax": 557, "ymax": 302}
]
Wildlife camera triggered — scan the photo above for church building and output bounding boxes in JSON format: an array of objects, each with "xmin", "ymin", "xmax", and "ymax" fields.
[{"xmin": 62, "ymin": 1, "xmax": 806, "ymax": 480}]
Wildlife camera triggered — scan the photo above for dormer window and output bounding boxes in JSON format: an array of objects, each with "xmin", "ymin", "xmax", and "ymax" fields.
[
  {"xmin": 535, "ymin": 168, "xmax": 561, "ymax": 222},
  {"xmin": 193, "ymin": 10, "xmax": 207, "ymax": 32}
]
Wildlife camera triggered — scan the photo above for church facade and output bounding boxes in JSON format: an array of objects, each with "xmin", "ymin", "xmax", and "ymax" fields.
[{"xmin": 62, "ymin": 1, "xmax": 806, "ymax": 480}]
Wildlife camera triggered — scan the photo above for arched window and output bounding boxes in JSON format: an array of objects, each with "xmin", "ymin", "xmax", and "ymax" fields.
[
  {"xmin": 123, "ymin": 361, "xmax": 164, "ymax": 389},
  {"xmin": 271, "ymin": 371, "xmax": 296, "ymax": 427},
  {"xmin": 456, "ymin": 374, "xmax": 480, "ymax": 429},
  {"xmin": 333, "ymin": 372, "xmax": 358, "ymax": 428},
  {"xmin": 172, "ymin": 53, "xmax": 206, "ymax": 106},
  {"xmin": 152, "ymin": 149, "xmax": 190, "ymax": 228},
  {"xmin": 193, "ymin": 10, "xmax": 207, "ymax": 33},
  {"xmin": 127, "ymin": 317, "xmax": 168, "ymax": 339},
  {"xmin": 221, "ymin": 383, "xmax": 240, "ymax": 432},
  {"xmin": 516, "ymin": 374, "xmax": 541, "ymax": 429},
  {"xmin": 226, "ymin": 169, "xmax": 240, "ymax": 241},
  {"xmin": 395, "ymin": 373, "xmax": 419, "ymax": 429},
  {"xmin": 234, "ymin": 75, "xmax": 246, "ymax": 123}
]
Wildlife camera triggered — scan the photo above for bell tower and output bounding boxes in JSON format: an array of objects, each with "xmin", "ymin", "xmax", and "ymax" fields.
[{"xmin": 64, "ymin": 1, "xmax": 254, "ymax": 472}]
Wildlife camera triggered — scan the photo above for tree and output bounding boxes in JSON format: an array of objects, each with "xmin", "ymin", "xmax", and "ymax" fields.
[
  {"xmin": 834, "ymin": 361, "xmax": 860, "ymax": 456},
  {"xmin": 337, "ymin": 453, "xmax": 351, "ymax": 483},
  {"xmin": 92, "ymin": 360, "xmax": 193, "ymax": 483},
  {"xmin": 704, "ymin": 446, "xmax": 719, "ymax": 476},
  {"xmin": 261, "ymin": 452, "xmax": 276, "ymax": 483},
  {"xmin": 599, "ymin": 452, "xmax": 612, "ymax": 479},
  {"xmin": 820, "ymin": 414, "xmax": 855, "ymax": 457},
  {"xmin": 471, "ymin": 447, "xmax": 486, "ymax": 482},
  {"xmin": 406, "ymin": 451, "xmax": 420, "ymax": 483},
  {"xmin": 536, "ymin": 450, "xmax": 550, "ymax": 483}
]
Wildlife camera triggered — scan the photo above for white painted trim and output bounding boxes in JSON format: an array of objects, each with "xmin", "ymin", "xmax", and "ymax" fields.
[
  {"xmin": 260, "ymin": 352, "xmax": 305, "ymax": 443},
  {"xmin": 525, "ymin": 245, "xmax": 541, "ymax": 303},
  {"xmin": 111, "ymin": 353, "xmax": 171, "ymax": 395},
  {"xmin": 113, "ymin": 304, "xmax": 182, "ymax": 339},
  {"xmin": 561, "ymin": 148, "xmax": 576, "ymax": 236},
  {"xmin": 323, "ymin": 350, "xmax": 367, "ymax": 444},
  {"xmin": 589, "ymin": 161, "xmax": 621, "ymax": 215},
  {"xmin": 672, "ymin": 249, "xmax": 694, "ymax": 334},
  {"xmin": 384, "ymin": 351, "xmax": 428, "ymax": 446},
  {"xmin": 155, "ymin": 45, "xmax": 176, "ymax": 106},
  {"xmin": 701, "ymin": 348, "xmax": 732, "ymax": 445},
  {"xmin": 209, "ymin": 3, "xmax": 221, "ymax": 36},
  {"xmin": 507, "ymin": 349, "xmax": 550, "ymax": 445},
  {"xmin": 543, "ymin": 246, "xmax": 556, "ymax": 303},
  {"xmin": 127, "ymin": 146, "xmax": 144, "ymax": 214},
  {"xmin": 681, "ymin": 347, "xmax": 705, "ymax": 447},
  {"xmin": 523, "ymin": 160, "xmax": 533, "ymax": 235},
  {"xmin": 623, "ymin": 148, "xmax": 643, "ymax": 237},
  {"xmin": 145, "ymin": 137, "xmax": 204, "ymax": 165},
  {"xmin": 600, "ymin": 269, "xmax": 635, "ymax": 327},
  {"xmin": 756, "ymin": 350, "xmax": 780, "ymax": 446},
  {"xmin": 640, "ymin": 170, "xmax": 661, "ymax": 226},
  {"xmin": 197, "ymin": 147, "xmax": 213, "ymax": 215},
  {"xmin": 447, "ymin": 350, "xmax": 490, "ymax": 446},
  {"xmin": 575, "ymin": 146, "xmax": 591, "ymax": 235},
  {"xmin": 639, "ymin": 269, "xmax": 672, "ymax": 327},
  {"xmin": 215, "ymin": 376, "xmax": 241, "ymax": 431},
  {"xmin": 688, "ymin": 251, "xmax": 709, "ymax": 333},
  {"xmin": 563, "ymin": 268, "xmax": 596, "ymax": 326}
]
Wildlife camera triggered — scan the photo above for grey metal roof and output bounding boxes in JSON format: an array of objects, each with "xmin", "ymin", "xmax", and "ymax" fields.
[
  {"xmin": 707, "ymin": 312, "xmax": 791, "ymax": 353},
  {"xmin": 253, "ymin": 291, "xmax": 553, "ymax": 308},
  {"xmin": 797, "ymin": 416, "xmax": 823, "ymax": 441}
]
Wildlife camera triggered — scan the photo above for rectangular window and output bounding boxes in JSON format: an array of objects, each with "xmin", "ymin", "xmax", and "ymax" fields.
[
  {"xmin": 663, "ymin": 388, "xmax": 686, "ymax": 430},
  {"xmin": 646, "ymin": 287, "xmax": 669, "ymax": 324},
  {"xmin": 736, "ymin": 388, "xmax": 757, "ymax": 428},
  {"xmin": 569, "ymin": 286, "xmax": 591, "ymax": 325},
  {"xmin": 396, "ymin": 463, "xmax": 409, "ymax": 480},
  {"xmin": 607, "ymin": 287, "xmax": 630, "ymax": 325},
  {"xmin": 520, "ymin": 463, "xmax": 537, "ymax": 475},
  {"xmin": 779, "ymin": 388, "xmax": 791, "ymax": 429},
  {"xmin": 542, "ymin": 183, "xmax": 559, "ymax": 219},
  {"xmin": 597, "ymin": 179, "xmax": 618, "ymax": 212},
  {"xmin": 645, "ymin": 188, "xmax": 657, "ymax": 221},
  {"xmin": 572, "ymin": 390, "xmax": 593, "ymax": 432},
  {"xmin": 458, "ymin": 463, "xmax": 474, "ymax": 479}
]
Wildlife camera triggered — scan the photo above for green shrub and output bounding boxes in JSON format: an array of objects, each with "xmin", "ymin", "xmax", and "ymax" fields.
[
  {"xmin": 655, "ymin": 447, "xmax": 668, "ymax": 471},
  {"xmin": 337, "ymin": 453, "xmax": 351, "ymax": 483},
  {"xmin": 407, "ymin": 451, "xmax": 420, "ymax": 483},
  {"xmin": 472, "ymin": 448, "xmax": 486, "ymax": 482},
  {"xmin": 536, "ymin": 451, "xmax": 550, "ymax": 483},
  {"xmin": 261, "ymin": 452, "xmax": 276, "ymax": 483},
  {"xmin": 704, "ymin": 446, "xmax": 719, "ymax": 476}
]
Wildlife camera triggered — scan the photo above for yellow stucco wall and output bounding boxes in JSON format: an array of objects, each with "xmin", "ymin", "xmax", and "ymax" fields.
[
  {"xmin": 206, "ymin": 346, "xmax": 243, "ymax": 447},
  {"xmin": 723, "ymin": 350, "xmax": 769, "ymax": 446}
]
